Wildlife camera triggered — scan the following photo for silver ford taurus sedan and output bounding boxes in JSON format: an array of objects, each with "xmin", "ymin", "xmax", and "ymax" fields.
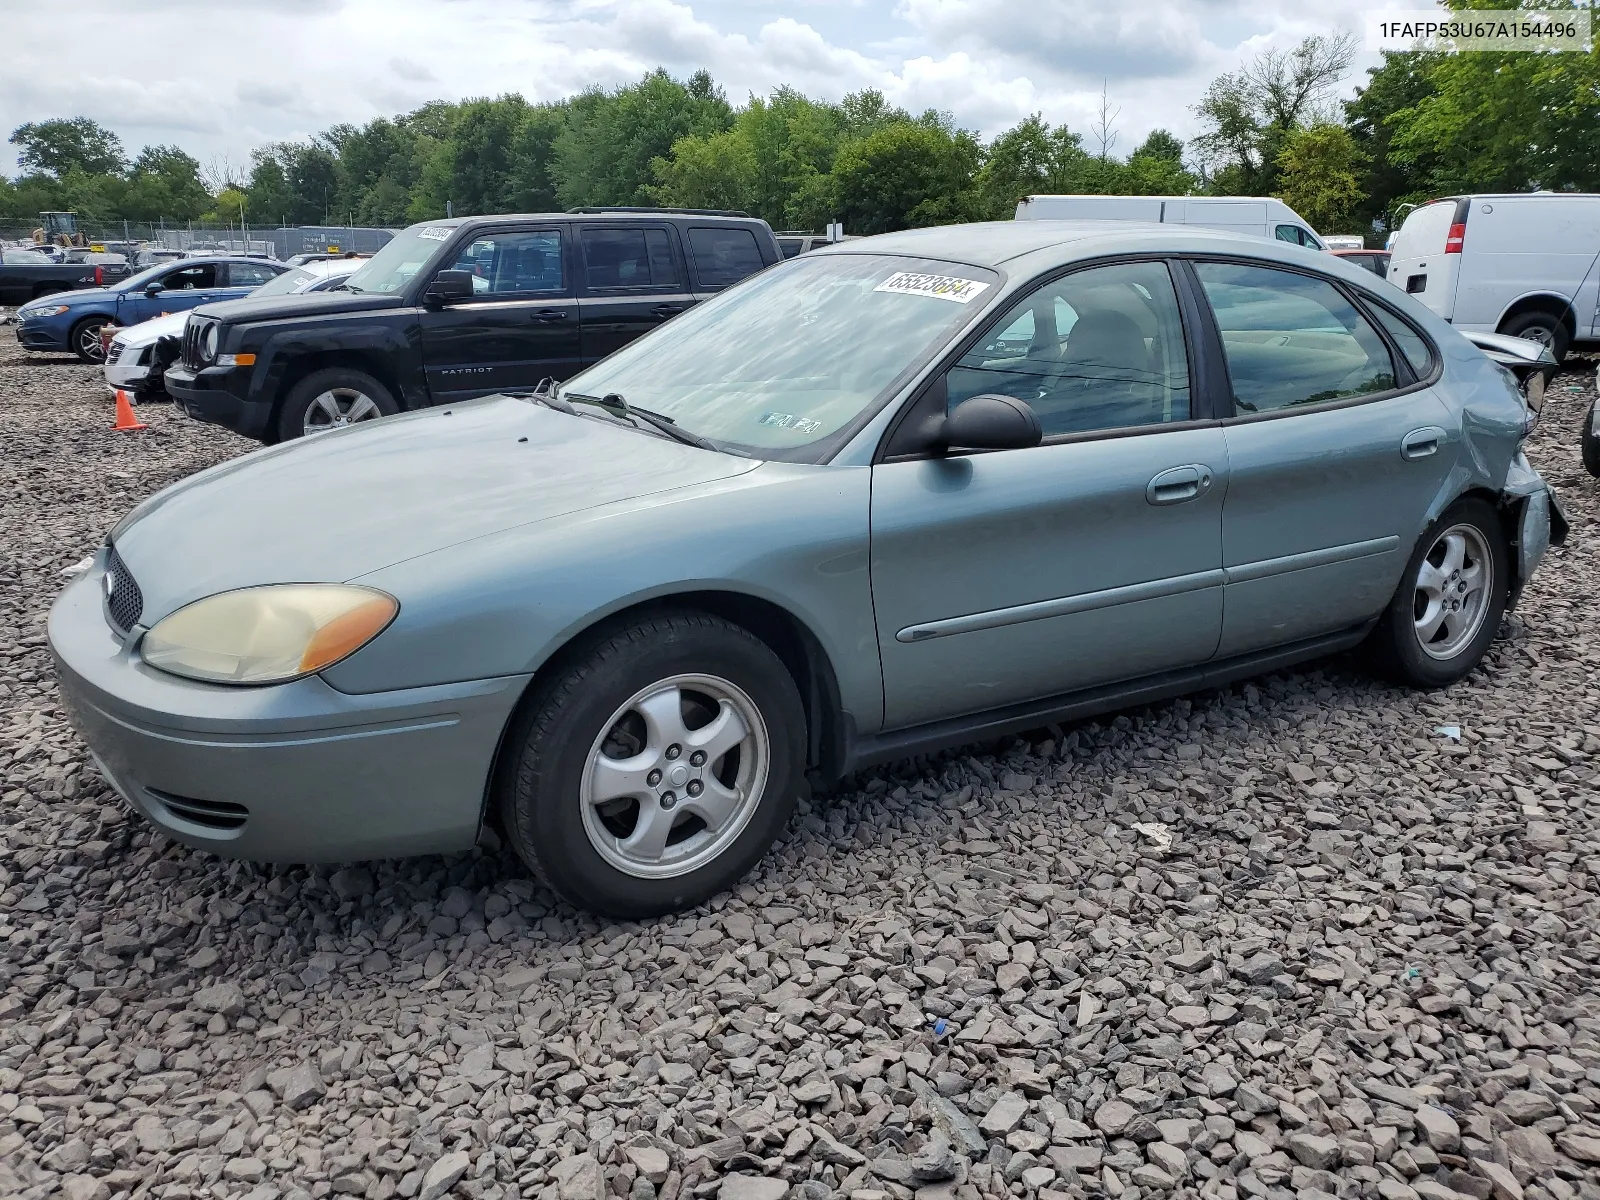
[{"xmin": 50, "ymin": 221, "xmax": 1566, "ymax": 917}]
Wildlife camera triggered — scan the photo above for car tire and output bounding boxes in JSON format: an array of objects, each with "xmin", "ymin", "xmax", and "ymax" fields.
[
  {"xmin": 1500, "ymin": 311, "xmax": 1570, "ymax": 364},
  {"xmin": 277, "ymin": 367, "xmax": 398, "ymax": 440},
  {"xmin": 1367, "ymin": 497, "xmax": 1509, "ymax": 688},
  {"xmin": 496, "ymin": 611, "xmax": 806, "ymax": 918},
  {"xmin": 69, "ymin": 315, "xmax": 110, "ymax": 363},
  {"xmin": 1583, "ymin": 397, "xmax": 1600, "ymax": 479}
]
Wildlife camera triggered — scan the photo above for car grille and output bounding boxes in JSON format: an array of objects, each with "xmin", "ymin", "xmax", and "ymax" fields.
[
  {"xmin": 104, "ymin": 545, "xmax": 144, "ymax": 634},
  {"xmin": 180, "ymin": 318, "xmax": 211, "ymax": 369},
  {"xmin": 146, "ymin": 789, "xmax": 250, "ymax": 831},
  {"xmin": 105, "ymin": 339, "xmax": 126, "ymax": 365}
]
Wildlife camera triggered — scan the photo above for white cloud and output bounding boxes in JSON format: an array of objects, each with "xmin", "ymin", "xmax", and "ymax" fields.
[{"xmin": 0, "ymin": 0, "xmax": 1385, "ymax": 177}]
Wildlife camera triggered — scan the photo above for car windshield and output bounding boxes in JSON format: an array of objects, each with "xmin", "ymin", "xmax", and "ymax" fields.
[
  {"xmin": 560, "ymin": 253, "xmax": 999, "ymax": 458},
  {"xmin": 340, "ymin": 224, "xmax": 456, "ymax": 294}
]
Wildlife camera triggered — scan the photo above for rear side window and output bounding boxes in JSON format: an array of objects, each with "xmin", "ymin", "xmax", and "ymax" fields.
[
  {"xmin": 688, "ymin": 227, "xmax": 765, "ymax": 289},
  {"xmin": 1195, "ymin": 261, "xmax": 1398, "ymax": 414},
  {"xmin": 1368, "ymin": 303, "xmax": 1434, "ymax": 377},
  {"xmin": 580, "ymin": 227, "xmax": 679, "ymax": 290},
  {"xmin": 227, "ymin": 261, "xmax": 280, "ymax": 286}
]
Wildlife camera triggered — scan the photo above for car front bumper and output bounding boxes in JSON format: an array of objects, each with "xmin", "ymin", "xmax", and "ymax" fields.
[
  {"xmin": 164, "ymin": 363, "xmax": 271, "ymax": 439},
  {"xmin": 16, "ymin": 320, "xmax": 67, "ymax": 351},
  {"xmin": 49, "ymin": 554, "xmax": 531, "ymax": 863},
  {"xmin": 105, "ymin": 356, "xmax": 155, "ymax": 393}
]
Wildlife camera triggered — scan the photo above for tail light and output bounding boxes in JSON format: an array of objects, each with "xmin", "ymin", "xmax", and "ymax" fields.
[
  {"xmin": 95, "ymin": 265, "xmax": 104, "ymax": 285},
  {"xmin": 1444, "ymin": 223, "xmax": 1465, "ymax": 253}
]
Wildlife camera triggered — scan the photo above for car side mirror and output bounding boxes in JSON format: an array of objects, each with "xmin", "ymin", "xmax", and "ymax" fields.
[
  {"xmin": 423, "ymin": 269, "xmax": 474, "ymax": 306},
  {"xmin": 940, "ymin": 394, "xmax": 1043, "ymax": 451},
  {"xmin": 144, "ymin": 282, "xmax": 165, "ymax": 296}
]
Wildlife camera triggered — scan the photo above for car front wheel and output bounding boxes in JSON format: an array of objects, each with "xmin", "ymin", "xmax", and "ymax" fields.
[
  {"xmin": 1368, "ymin": 497, "xmax": 1508, "ymax": 688},
  {"xmin": 497, "ymin": 611, "xmax": 805, "ymax": 918},
  {"xmin": 70, "ymin": 316, "xmax": 110, "ymax": 363},
  {"xmin": 277, "ymin": 367, "xmax": 398, "ymax": 440}
]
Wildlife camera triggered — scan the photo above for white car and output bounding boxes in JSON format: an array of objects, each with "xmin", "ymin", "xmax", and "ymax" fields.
[
  {"xmin": 1015, "ymin": 195, "xmax": 1325, "ymax": 249},
  {"xmin": 1387, "ymin": 193, "xmax": 1600, "ymax": 363},
  {"xmin": 104, "ymin": 259, "xmax": 359, "ymax": 397}
]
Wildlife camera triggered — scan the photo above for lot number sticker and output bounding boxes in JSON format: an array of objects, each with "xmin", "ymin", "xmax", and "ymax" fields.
[
  {"xmin": 874, "ymin": 271, "xmax": 990, "ymax": 303},
  {"xmin": 417, "ymin": 227, "xmax": 453, "ymax": 241}
]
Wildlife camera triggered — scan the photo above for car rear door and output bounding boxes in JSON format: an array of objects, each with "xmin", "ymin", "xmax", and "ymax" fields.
[
  {"xmin": 220, "ymin": 259, "xmax": 282, "ymax": 297},
  {"xmin": 1188, "ymin": 258, "xmax": 1456, "ymax": 657},
  {"xmin": 869, "ymin": 258, "xmax": 1227, "ymax": 729},
  {"xmin": 418, "ymin": 225, "xmax": 581, "ymax": 401},
  {"xmin": 1387, "ymin": 198, "xmax": 1465, "ymax": 319},
  {"xmin": 574, "ymin": 222, "xmax": 694, "ymax": 364}
]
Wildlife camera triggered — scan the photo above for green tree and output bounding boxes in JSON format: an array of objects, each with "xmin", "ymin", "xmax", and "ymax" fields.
[
  {"xmin": 126, "ymin": 145, "xmax": 210, "ymax": 219},
  {"xmin": 554, "ymin": 69, "xmax": 732, "ymax": 208},
  {"xmin": 1275, "ymin": 123, "xmax": 1367, "ymax": 231},
  {"xmin": 830, "ymin": 120, "xmax": 984, "ymax": 234},
  {"xmin": 9, "ymin": 117, "xmax": 126, "ymax": 178},
  {"xmin": 1343, "ymin": 51, "xmax": 1442, "ymax": 234},
  {"xmin": 975, "ymin": 115, "xmax": 1088, "ymax": 218}
]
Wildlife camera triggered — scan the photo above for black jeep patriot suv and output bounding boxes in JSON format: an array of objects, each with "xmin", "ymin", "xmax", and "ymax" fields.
[{"xmin": 164, "ymin": 209, "xmax": 783, "ymax": 442}]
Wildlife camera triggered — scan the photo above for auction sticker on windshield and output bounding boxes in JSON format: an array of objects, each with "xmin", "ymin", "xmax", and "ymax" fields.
[
  {"xmin": 417, "ymin": 227, "xmax": 452, "ymax": 241},
  {"xmin": 874, "ymin": 271, "xmax": 990, "ymax": 304}
]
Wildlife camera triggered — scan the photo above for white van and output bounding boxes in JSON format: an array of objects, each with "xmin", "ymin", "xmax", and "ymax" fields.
[
  {"xmin": 1015, "ymin": 195, "xmax": 1326, "ymax": 249},
  {"xmin": 1387, "ymin": 193, "xmax": 1600, "ymax": 362}
]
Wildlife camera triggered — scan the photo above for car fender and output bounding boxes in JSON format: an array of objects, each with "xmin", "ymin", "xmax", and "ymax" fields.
[
  {"xmin": 248, "ymin": 313, "xmax": 426, "ymax": 410},
  {"xmin": 324, "ymin": 461, "xmax": 885, "ymax": 734},
  {"xmin": 1493, "ymin": 289, "xmax": 1577, "ymax": 332}
]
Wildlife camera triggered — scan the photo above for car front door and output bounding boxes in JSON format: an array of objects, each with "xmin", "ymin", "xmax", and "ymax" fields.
[
  {"xmin": 575, "ymin": 223, "xmax": 694, "ymax": 364},
  {"xmin": 119, "ymin": 262, "xmax": 222, "ymax": 325},
  {"xmin": 418, "ymin": 226, "xmax": 580, "ymax": 402},
  {"xmin": 1189, "ymin": 259, "xmax": 1457, "ymax": 657},
  {"xmin": 870, "ymin": 259, "xmax": 1228, "ymax": 730}
]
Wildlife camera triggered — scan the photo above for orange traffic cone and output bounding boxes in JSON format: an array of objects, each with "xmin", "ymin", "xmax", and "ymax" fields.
[{"xmin": 111, "ymin": 389, "xmax": 148, "ymax": 432}]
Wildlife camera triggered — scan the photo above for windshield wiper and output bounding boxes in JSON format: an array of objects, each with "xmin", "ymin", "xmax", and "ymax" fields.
[
  {"xmin": 528, "ymin": 377, "xmax": 575, "ymax": 415},
  {"xmin": 561, "ymin": 390, "xmax": 718, "ymax": 451}
]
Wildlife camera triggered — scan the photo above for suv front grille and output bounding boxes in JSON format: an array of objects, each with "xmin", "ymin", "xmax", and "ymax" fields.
[
  {"xmin": 104, "ymin": 546, "xmax": 144, "ymax": 634},
  {"xmin": 180, "ymin": 318, "xmax": 210, "ymax": 369}
]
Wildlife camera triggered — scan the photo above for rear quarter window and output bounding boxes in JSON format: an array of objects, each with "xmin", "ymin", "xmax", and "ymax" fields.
[{"xmin": 688, "ymin": 227, "xmax": 767, "ymax": 289}]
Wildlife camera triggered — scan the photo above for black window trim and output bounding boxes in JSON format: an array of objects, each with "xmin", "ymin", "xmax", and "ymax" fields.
[
  {"xmin": 874, "ymin": 252, "xmax": 1217, "ymax": 464},
  {"xmin": 575, "ymin": 221, "xmax": 686, "ymax": 296},
  {"xmin": 1181, "ymin": 252, "xmax": 1439, "ymax": 426},
  {"xmin": 419, "ymin": 223, "xmax": 574, "ymax": 303}
]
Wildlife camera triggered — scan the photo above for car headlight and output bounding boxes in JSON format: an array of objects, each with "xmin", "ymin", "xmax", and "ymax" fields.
[
  {"xmin": 25, "ymin": 304, "xmax": 70, "ymax": 318},
  {"xmin": 199, "ymin": 323, "xmax": 220, "ymax": 364},
  {"xmin": 140, "ymin": 584, "xmax": 398, "ymax": 685}
]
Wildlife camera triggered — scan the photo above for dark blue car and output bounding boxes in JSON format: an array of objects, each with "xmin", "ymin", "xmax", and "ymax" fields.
[{"xmin": 14, "ymin": 256, "xmax": 289, "ymax": 362}]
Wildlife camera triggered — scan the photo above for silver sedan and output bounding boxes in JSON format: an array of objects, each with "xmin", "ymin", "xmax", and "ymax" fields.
[{"xmin": 51, "ymin": 221, "xmax": 1565, "ymax": 916}]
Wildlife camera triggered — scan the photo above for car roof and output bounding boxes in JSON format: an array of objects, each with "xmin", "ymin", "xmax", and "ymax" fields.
[
  {"xmin": 806, "ymin": 220, "xmax": 1350, "ymax": 273},
  {"xmin": 431, "ymin": 211, "xmax": 772, "ymax": 232}
]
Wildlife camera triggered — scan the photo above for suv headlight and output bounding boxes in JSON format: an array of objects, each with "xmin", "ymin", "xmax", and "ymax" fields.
[
  {"xmin": 140, "ymin": 584, "xmax": 398, "ymax": 685},
  {"xmin": 199, "ymin": 322, "xmax": 220, "ymax": 364}
]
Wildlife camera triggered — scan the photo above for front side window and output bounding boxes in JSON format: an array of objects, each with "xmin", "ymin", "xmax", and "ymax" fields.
[
  {"xmin": 946, "ymin": 260, "xmax": 1192, "ymax": 437},
  {"xmin": 1195, "ymin": 261, "xmax": 1398, "ymax": 414},
  {"xmin": 688, "ymin": 227, "xmax": 765, "ymax": 288},
  {"xmin": 580, "ymin": 227, "xmax": 678, "ymax": 290},
  {"xmin": 449, "ymin": 230, "xmax": 565, "ymax": 296},
  {"xmin": 560, "ymin": 253, "xmax": 998, "ymax": 458},
  {"xmin": 161, "ymin": 264, "xmax": 217, "ymax": 290}
]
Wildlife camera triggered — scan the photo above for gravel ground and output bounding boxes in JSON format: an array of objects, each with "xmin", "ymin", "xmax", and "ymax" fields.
[{"xmin": 2, "ymin": 335, "xmax": 1599, "ymax": 1200}]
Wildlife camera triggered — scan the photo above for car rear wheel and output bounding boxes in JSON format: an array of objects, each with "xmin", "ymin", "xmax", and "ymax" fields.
[
  {"xmin": 1582, "ymin": 396, "xmax": 1600, "ymax": 479},
  {"xmin": 496, "ymin": 611, "xmax": 805, "ymax": 918},
  {"xmin": 1367, "ymin": 497, "xmax": 1508, "ymax": 688},
  {"xmin": 70, "ymin": 316, "xmax": 110, "ymax": 363},
  {"xmin": 1500, "ymin": 311, "xmax": 1570, "ymax": 364},
  {"xmin": 278, "ymin": 367, "xmax": 398, "ymax": 440}
]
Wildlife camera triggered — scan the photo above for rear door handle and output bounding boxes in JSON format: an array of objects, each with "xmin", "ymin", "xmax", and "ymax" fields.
[
  {"xmin": 527, "ymin": 308, "xmax": 569, "ymax": 322},
  {"xmin": 1401, "ymin": 427, "xmax": 1444, "ymax": 460},
  {"xmin": 1146, "ymin": 464, "xmax": 1215, "ymax": 506}
]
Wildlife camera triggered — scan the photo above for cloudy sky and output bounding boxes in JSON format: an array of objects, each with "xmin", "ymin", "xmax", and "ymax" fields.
[{"xmin": 0, "ymin": 0, "xmax": 1406, "ymax": 176}]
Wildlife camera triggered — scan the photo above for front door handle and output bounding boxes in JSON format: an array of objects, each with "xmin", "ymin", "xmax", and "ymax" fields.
[
  {"xmin": 652, "ymin": 303, "xmax": 687, "ymax": 318},
  {"xmin": 527, "ymin": 308, "xmax": 569, "ymax": 322},
  {"xmin": 1401, "ymin": 427, "xmax": 1444, "ymax": 460},
  {"xmin": 1147, "ymin": 464, "xmax": 1214, "ymax": 506}
]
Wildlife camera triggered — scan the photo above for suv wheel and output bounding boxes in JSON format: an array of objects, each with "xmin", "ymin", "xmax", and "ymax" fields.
[
  {"xmin": 278, "ymin": 367, "xmax": 398, "ymax": 440},
  {"xmin": 496, "ymin": 611, "xmax": 805, "ymax": 918},
  {"xmin": 1367, "ymin": 497, "xmax": 1508, "ymax": 688},
  {"xmin": 70, "ymin": 316, "xmax": 110, "ymax": 363},
  {"xmin": 1500, "ymin": 311, "xmax": 1570, "ymax": 364}
]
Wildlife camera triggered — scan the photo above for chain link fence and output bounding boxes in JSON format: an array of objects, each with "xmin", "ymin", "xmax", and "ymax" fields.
[{"xmin": 0, "ymin": 220, "xmax": 396, "ymax": 260}]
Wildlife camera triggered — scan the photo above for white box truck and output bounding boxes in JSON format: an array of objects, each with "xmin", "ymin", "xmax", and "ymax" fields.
[
  {"xmin": 1014, "ymin": 195, "xmax": 1326, "ymax": 249},
  {"xmin": 1387, "ymin": 193, "xmax": 1600, "ymax": 362}
]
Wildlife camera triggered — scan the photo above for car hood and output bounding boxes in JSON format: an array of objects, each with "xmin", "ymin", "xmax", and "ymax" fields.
[
  {"xmin": 110, "ymin": 394, "xmax": 761, "ymax": 621},
  {"xmin": 194, "ymin": 289, "xmax": 405, "ymax": 325},
  {"xmin": 21, "ymin": 286, "xmax": 116, "ymax": 314},
  {"xmin": 113, "ymin": 310, "xmax": 188, "ymax": 348}
]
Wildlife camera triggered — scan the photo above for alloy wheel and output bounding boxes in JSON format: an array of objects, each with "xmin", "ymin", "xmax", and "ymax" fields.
[
  {"xmin": 76, "ymin": 321, "xmax": 107, "ymax": 361},
  {"xmin": 304, "ymin": 388, "xmax": 381, "ymax": 434},
  {"xmin": 579, "ymin": 673, "xmax": 769, "ymax": 879},
  {"xmin": 1413, "ymin": 523, "xmax": 1493, "ymax": 660}
]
